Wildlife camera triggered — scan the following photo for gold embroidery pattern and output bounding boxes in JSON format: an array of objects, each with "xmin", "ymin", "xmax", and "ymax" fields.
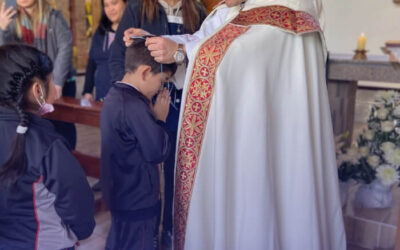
[
  {"xmin": 174, "ymin": 23, "xmax": 250, "ymax": 250},
  {"xmin": 231, "ymin": 5, "xmax": 321, "ymax": 34}
]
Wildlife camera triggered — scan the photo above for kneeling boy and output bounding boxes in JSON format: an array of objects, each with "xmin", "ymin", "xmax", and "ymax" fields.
[{"xmin": 101, "ymin": 39, "xmax": 177, "ymax": 250}]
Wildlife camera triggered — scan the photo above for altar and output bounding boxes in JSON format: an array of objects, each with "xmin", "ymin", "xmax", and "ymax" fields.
[
  {"xmin": 327, "ymin": 54, "xmax": 400, "ymax": 250},
  {"xmin": 327, "ymin": 54, "xmax": 400, "ymax": 141}
]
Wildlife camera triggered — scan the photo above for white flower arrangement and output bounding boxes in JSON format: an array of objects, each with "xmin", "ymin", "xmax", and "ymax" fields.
[
  {"xmin": 376, "ymin": 165, "xmax": 399, "ymax": 186},
  {"xmin": 337, "ymin": 91, "xmax": 400, "ymax": 186}
]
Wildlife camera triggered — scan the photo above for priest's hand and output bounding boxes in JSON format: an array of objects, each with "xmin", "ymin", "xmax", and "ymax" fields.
[
  {"xmin": 145, "ymin": 37, "xmax": 180, "ymax": 64},
  {"xmin": 0, "ymin": 2, "xmax": 17, "ymax": 31},
  {"xmin": 123, "ymin": 28, "xmax": 151, "ymax": 47},
  {"xmin": 152, "ymin": 88, "xmax": 171, "ymax": 122}
]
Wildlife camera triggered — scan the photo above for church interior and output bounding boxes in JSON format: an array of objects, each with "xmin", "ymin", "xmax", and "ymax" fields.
[{"xmin": 1, "ymin": 0, "xmax": 400, "ymax": 249}]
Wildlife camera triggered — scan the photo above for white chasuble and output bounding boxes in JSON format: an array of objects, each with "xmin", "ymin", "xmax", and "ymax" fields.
[{"xmin": 174, "ymin": 5, "xmax": 346, "ymax": 250}]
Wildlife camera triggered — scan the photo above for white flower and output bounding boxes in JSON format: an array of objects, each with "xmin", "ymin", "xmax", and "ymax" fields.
[
  {"xmin": 393, "ymin": 106, "xmax": 400, "ymax": 117},
  {"xmin": 342, "ymin": 146, "xmax": 361, "ymax": 164},
  {"xmin": 375, "ymin": 108, "xmax": 390, "ymax": 120},
  {"xmin": 381, "ymin": 121, "xmax": 395, "ymax": 133},
  {"xmin": 380, "ymin": 142, "xmax": 396, "ymax": 153},
  {"xmin": 367, "ymin": 155, "xmax": 380, "ymax": 168},
  {"xmin": 359, "ymin": 146, "xmax": 370, "ymax": 157},
  {"xmin": 376, "ymin": 165, "xmax": 399, "ymax": 186},
  {"xmin": 376, "ymin": 91, "xmax": 400, "ymax": 103},
  {"xmin": 384, "ymin": 149, "xmax": 400, "ymax": 166},
  {"xmin": 364, "ymin": 129, "xmax": 375, "ymax": 140}
]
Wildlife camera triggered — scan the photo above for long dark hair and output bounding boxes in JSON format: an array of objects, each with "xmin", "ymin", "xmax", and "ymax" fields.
[
  {"xmin": 98, "ymin": 0, "xmax": 128, "ymax": 35},
  {"xmin": 0, "ymin": 44, "xmax": 53, "ymax": 188},
  {"xmin": 141, "ymin": 0, "xmax": 203, "ymax": 33}
]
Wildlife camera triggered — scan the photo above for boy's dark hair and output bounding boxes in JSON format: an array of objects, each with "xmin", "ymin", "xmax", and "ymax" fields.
[
  {"xmin": 125, "ymin": 39, "xmax": 177, "ymax": 76},
  {"xmin": 0, "ymin": 44, "xmax": 53, "ymax": 188}
]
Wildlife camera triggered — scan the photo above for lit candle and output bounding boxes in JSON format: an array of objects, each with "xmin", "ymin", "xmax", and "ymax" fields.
[{"xmin": 357, "ymin": 33, "xmax": 366, "ymax": 51}]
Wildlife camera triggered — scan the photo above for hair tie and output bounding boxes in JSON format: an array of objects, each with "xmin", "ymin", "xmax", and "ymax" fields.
[{"xmin": 16, "ymin": 125, "xmax": 28, "ymax": 134}]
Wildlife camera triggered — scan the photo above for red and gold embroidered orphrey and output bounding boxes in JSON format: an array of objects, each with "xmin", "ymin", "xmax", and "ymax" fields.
[
  {"xmin": 173, "ymin": 23, "xmax": 249, "ymax": 250},
  {"xmin": 231, "ymin": 5, "xmax": 321, "ymax": 34},
  {"xmin": 174, "ymin": 6, "xmax": 320, "ymax": 250}
]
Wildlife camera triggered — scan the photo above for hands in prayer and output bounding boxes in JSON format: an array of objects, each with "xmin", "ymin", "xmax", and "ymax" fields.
[{"xmin": 151, "ymin": 88, "xmax": 171, "ymax": 122}]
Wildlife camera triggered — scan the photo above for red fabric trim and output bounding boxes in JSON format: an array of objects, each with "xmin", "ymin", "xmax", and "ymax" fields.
[
  {"xmin": 174, "ymin": 24, "xmax": 250, "ymax": 250},
  {"xmin": 32, "ymin": 175, "xmax": 43, "ymax": 250},
  {"xmin": 231, "ymin": 5, "xmax": 321, "ymax": 34}
]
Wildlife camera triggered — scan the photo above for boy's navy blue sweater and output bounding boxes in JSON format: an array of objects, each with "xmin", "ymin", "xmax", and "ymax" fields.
[
  {"xmin": 100, "ymin": 82, "xmax": 170, "ymax": 220},
  {"xmin": 0, "ymin": 106, "xmax": 95, "ymax": 250}
]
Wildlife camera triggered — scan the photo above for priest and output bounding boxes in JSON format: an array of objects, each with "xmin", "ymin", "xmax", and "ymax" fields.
[{"xmin": 128, "ymin": 0, "xmax": 346, "ymax": 249}]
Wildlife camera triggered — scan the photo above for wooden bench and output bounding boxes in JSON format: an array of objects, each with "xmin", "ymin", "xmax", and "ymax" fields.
[
  {"xmin": 45, "ymin": 97, "xmax": 102, "ymax": 179},
  {"xmin": 45, "ymin": 97, "xmax": 105, "ymax": 211}
]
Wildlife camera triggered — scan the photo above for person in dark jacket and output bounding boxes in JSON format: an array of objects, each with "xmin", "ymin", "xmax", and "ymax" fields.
[
  {"xmin": 109, "ymin": 1, "xmax": 207, "ymax": 245},
  {"xmin": 0, "ymin": 0, "xmax": 77, "ymax": 149},
  {"xmin": 0, "ymin": 44, "xmax": 95, "ymax": 250},
  {"xmin": 82, "ymin": 0, "xmax": 127, "ymax": 102},
  {"xmin": 101, "ymin": 39, "xmax": 176, "ymax": 250}
]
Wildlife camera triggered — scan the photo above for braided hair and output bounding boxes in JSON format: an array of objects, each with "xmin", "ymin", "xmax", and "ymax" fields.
[{"xmin": 0, "ymin": 44, "xmax": 53, "ymax": 188}]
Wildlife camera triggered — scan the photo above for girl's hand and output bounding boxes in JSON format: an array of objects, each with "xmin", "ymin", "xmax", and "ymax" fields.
[{"xmin": 0, "ymin": 2, "xmax": 17, "ymax": 31}]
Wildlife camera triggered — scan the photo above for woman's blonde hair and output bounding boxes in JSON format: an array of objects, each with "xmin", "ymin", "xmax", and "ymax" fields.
[{"xmin": 15, "ymin": 0, "xmax": 51, "ymax": 38}]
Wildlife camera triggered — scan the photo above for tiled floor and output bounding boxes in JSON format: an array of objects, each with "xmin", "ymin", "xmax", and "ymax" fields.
[
  {"xmin": 73, "ymin": 81, "xmax": 399, "ymax": 249},
  {"xmin": 74, "ymin": 124, "xmax": 108, "ymax": 249}
]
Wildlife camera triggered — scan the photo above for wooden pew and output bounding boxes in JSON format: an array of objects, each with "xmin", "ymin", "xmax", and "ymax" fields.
[
  {"xmin": 45, "ymin": 97, "xmax": 105, "ymax": 211},
  {"xmin": 45, "ymin": 97, "xmax": 102, "ymax": 179}
]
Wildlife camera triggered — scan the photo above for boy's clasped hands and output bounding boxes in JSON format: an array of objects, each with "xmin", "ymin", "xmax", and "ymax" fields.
[{"xmin": 151, "ymin": 88, "xmax": 171, "ymax": 123}]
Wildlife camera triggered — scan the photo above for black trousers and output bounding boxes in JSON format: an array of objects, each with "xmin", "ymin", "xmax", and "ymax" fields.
[
  {"xmin": 50, "ymin": 80, "xmax": 77, "ymax": 149},
  {"xmin": 106, "ymin": 216, "xmax": 158, "ymax": 250},
  {"xmin": 162, "ymin": 88, "xmax": 182, "ymax": 245}
]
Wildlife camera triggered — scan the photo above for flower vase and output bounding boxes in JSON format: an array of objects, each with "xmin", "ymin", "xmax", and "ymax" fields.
[
  {"xmin": 355, "ymin": 180, "xmax": 393, "ymax": 208},
  {"xmin": 339, "ymin": 181, "xmax": 352, "ymax": 208}
]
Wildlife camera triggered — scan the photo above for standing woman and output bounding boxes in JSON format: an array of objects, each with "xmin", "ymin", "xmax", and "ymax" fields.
[
  {"xmin": 0, "ymin": 44, "xmax": 95, "ymax": 250},
  {"xmin": 82, "ymin": 0, "xmax": 127, "ymax": 102},
  {"xmin": 108, "ymin": 0, "xmax": 207, "ymax": 248},
  {"xmin": 0, "ymin": 0, "xmax": 77, "ymax": 149}
]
